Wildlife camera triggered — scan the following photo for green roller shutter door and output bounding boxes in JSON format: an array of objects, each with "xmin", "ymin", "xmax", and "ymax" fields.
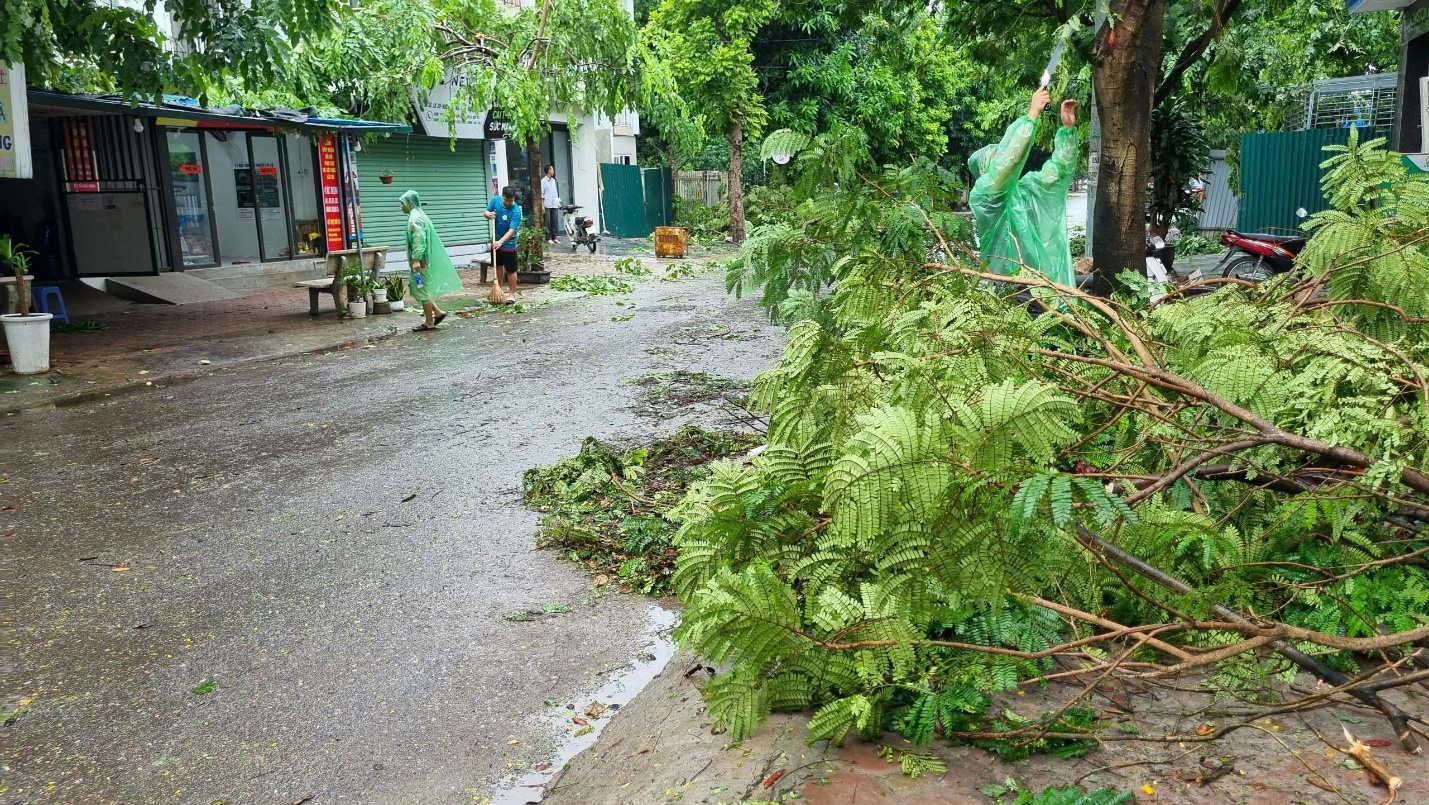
[{"xmin": 358, "ymin": 136, "xmax": 490, "ymax": 251}]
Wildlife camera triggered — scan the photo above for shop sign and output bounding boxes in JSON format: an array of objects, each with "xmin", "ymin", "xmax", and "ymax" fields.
[
  {"xmin": 318, "ymin": 136, "xmax": 344, "ymax": 252},
  {"xmin": 412, "ymin": 73, "xmax": 485, "ymax": 139},
  {"xmin": 483, "ymin": 110, "xmax": 511, "ymax": 140},
  {"xmin": 0, "ymin": 61, "xmax": 33, "ymax": 179},
  {"xmin": 178, "ymin": 162, "xmax": 202, "ymax": 175},
  {"xmin": 257, "ymin": 165, "xmax": 278, "ymax": 177}
]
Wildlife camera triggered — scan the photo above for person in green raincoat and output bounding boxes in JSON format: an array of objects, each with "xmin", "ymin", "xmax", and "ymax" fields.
[
  {"xmin": 967, "ymin": 89, "xmax": 1079, "ymax": 295},
  {"xmin": 400, "ymin": 190, "xmax": 463, "ymax": 332}
]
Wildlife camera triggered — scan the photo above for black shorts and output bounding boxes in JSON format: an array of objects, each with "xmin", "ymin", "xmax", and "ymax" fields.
[{"xmin": 495, "ymin": 249, "xmax": 517, "ymax": 274}]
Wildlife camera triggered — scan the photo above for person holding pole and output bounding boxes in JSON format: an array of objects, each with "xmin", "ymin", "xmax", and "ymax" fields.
[{"xmin": 966, "ymin": 87, "xmax": 1079, "ymax": 292}]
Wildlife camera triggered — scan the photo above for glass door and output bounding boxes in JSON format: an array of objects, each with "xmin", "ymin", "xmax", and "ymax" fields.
[
  {"xmin": 166, "ymin": 131, "xmax": 217, "ymax": 267},
  {"xmin": 250, "ymin": 135, "xmax": 293, "ymax": 261}
]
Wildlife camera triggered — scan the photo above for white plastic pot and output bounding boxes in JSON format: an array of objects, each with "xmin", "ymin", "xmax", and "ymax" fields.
[
  {"xmin": 2, "ymin": 313, "xmax": 54, "ymax": 374},
  {"xmin": 348, "ymin": 300, "xmax": 368, "ymax": 319},
  {"xmin": 389, "ymin": 300, "xmax": 405, "ymax": 312},
  {"xmin": 373, "ymin": 287, "xmax": 389, "ymax": 303}
]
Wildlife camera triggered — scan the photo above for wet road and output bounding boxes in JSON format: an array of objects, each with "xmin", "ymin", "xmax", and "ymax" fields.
[{"xmin": 0, "ymin": 271, "xmax": 784, "ymax": 804}]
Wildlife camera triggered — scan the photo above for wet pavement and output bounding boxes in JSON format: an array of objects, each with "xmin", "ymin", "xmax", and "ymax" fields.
[{"xmin": 0, "ymin": 267, "xmax": 784, "ymax": 805}]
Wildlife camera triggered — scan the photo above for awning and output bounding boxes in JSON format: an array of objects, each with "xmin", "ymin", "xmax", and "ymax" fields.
[
  {"xmin": 1346, "ymin": 0, "xmax": 1415, "ymax": 13},
  {"xmin": 25, "ymin": 90, "xmax": 411, "ymax": 134}
]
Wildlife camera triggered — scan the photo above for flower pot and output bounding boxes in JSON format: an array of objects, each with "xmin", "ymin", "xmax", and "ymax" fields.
[
  {"xmin": 348, "ymin": 300, "xmax": 368, "ymax": 318},
  {"xmin": 518, "ymin": 269, "xmax": 551, "ymax": 285},
  {"xmin": 389, "ymin": 300, "xmax": 406, "ymax": 312},
  {"xmin": 379, "ymin": 175, "xmax": 395, "ymax": 184},
  {"xmin": 1, "ymin": 313, "xmax": 55, "ymax": 374},
  {"xmin": 373, "ymin": 287, "xmax": 389, "ymax": 303}
]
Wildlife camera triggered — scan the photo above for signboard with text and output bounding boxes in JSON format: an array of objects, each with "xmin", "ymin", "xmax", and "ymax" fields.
[
  {"xmin": 411, "ymin": 74, "xmax": 486, "ymax": 139},
  {"xmin": 318, "ymin": 136, "xmax": 344, "ymax": 252},
  {"xmin": 1, "ymin": 61, "xmax": 33, "ymax": 179}
]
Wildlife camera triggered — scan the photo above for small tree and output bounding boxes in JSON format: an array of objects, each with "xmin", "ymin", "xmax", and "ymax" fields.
[
  {"xmin": 1147, "ymin": 95, "xmax": 1210, "ymax": 237},
  {"xmin": 0, "ymin": 236, "xmax": 34, "ymax": 318},
  {"xmin": 647, "ymin": 0, "xmax": 776, "ymax": 242}
]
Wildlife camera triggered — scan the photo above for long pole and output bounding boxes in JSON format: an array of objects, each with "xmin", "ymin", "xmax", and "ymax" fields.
[{"xmin": 1085, "ymin": 1, "xmax": 1108, "ymax": 256}]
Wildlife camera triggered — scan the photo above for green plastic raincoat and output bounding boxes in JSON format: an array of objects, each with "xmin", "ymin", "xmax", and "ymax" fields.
[
  {"xmin": 967, "ymin": 117, "xmax": 1078, "ymax": 289},
  {"xmin": 401, "ymin": 190, "xmax": 462, "ymax": 303}
]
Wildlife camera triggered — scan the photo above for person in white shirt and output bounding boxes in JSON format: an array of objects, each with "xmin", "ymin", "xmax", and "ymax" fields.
[{"xmin": 541, "ymin": 165, "xmax": 561, "ymax": 245}]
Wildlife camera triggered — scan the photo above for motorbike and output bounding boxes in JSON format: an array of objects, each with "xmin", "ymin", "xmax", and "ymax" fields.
[
  {"xmin": 561, "ymin": 204, "xmax": 600, "ymax": 253},
  {"xmin": 1212, "ymin": 208, "xmax": 1310, "ymax": 282}
]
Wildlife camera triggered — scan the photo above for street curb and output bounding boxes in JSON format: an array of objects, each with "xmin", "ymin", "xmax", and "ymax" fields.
[{"xmin": 2, "ymin": 327, "xmax": 401, "ymax": 415}]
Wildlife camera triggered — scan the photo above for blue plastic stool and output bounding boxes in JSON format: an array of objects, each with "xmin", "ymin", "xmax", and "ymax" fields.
[{"xmin": 31, "ymin": 285, "xmax": 69, "ymax": 324}]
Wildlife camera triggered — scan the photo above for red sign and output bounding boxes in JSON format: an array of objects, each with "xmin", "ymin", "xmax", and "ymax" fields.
[
  {"xmin": 179, "ymin": 163, "xmax": 202, "ymax": 175},
  {"xmin": 257, "ymin": 165, "xmax": 278, "ymax": 177},
  {"xmin": 71, "ymin": 182, "xmax": 100, "ymax": 193},
  {"xmin": 318, "ymin": 136, "xmax": 343, "ymax": 252}
]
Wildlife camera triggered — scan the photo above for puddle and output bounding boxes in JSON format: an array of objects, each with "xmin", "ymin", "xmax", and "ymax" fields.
[{"xmin": 487, "ymin": 605, "xmax": 679, "ymax": 805}]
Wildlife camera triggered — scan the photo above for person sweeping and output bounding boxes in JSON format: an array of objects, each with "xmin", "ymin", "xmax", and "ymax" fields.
[
  {"xmin": 967, "ymin": 88, "xmax": 1079, "ymax": 294},
  {"xmin": 400, "ymin": 190, "xmax": 462, "ymax": 332}
]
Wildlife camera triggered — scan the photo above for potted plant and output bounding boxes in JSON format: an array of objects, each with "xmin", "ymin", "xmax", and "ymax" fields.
[
  {"xmin": 0, "ymin": 237, "xmax": 53, "ymax": 374},
  {"xmin": 517, "ymin": 218, "xmax": 550, "ymax": 284},
  {"xmin": 340, "ymin": 257, "xmax": 370, "ymax": 318},
  {"xmin": 379, "ymin": 169, "xmax": 396, "ymax": 185},
  {"xmin": 384, "ymin": 276, "xmax": 407, "ymax": 312}
]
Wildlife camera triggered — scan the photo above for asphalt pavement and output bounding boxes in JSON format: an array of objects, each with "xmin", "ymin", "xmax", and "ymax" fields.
[{"xmin": 1, "ymin": 269, "xmax": 784, "ymax": 804}]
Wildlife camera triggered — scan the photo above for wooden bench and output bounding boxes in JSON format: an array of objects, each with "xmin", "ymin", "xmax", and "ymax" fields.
[{"xmin": 296, "ymin": 247, "xmax": 390, "ymax": 316}]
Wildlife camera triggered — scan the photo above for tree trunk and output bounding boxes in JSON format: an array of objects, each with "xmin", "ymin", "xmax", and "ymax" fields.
[
  {"xmin": 527, "ymin": 136, "xmax": 544, "ymax": 220},
  {"xmin": 1089, "ymin": 0, "xmax": 1166, "ymax": 296},
  {"xmin": 728, "ymin": 113, "xmax": 746, "ymax": 243}
]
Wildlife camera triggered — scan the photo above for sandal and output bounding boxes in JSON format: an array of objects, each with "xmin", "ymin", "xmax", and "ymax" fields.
[
  {"xmin": 433, "ymin": 312, "xmax": 448, "ymax": 326},
  {"xmin": 412, "ymin": 324, "xmax": 438, "ymax": 332}
]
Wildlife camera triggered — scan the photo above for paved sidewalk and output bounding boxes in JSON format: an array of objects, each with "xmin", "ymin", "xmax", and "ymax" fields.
[{"xmin": 0, "ymin": 242, "xmax": 731, "ymax": 413}]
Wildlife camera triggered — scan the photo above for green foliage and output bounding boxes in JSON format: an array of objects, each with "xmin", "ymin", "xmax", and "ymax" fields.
[
  {"xmin": 5, "ymin": 0, "xmax": 333, "ymax": 98},
  {"xmin": 673, "ymin": 197, "xmax": 731, "ymax": 243},
  {"xmin": 1149, "ymin": 96, "xmax": 1210, "ymax": 232},
  {"xmin": 524, "ymin": 427, "xmax": 762, "ymax": 595},
  {"xmin": 1012, "ymin": 786, "xmax": 1134, "ymax": 805},
  {"xmin": 551, "ymin": 274, "xmax": 636, "ymax": 295},
  {"xmin": 1174, "ymin": 234, "xmax": 1225, "ymax": 257},
  {"xmin": 615, "ymin": 257, "xmax": 652, "ymax": 276},
  {"xmin": 727, "ymin": 126, "xmax": 969, "ymax": 323},
  {"xmin": 667, "ymin": 135, "xmax": 1429, "ymax": 750},
  {"xmin": 517, "ymin": 218, "xmax": 545, "ymax": 272}
]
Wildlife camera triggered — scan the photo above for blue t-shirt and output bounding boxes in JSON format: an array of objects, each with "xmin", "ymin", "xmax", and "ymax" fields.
[{"xmin": 488, "ymin": 196, "xmax": 522, "ymax": 252}]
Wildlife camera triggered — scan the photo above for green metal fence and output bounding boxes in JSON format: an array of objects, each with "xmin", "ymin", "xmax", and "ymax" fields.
[
  {"xmin": 1237, "ymin": 127, "xmax": 1386, "ymax": 234},
  {"xmin": 599, "ymin": 163, "xmax": 674, "ymax": 239},
  {"xmin": 600, "ymin": 163, "xmax": 648, "ymax": 238}
]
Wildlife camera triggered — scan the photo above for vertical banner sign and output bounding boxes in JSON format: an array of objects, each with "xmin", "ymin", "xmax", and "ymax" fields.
[
  {"xmin": 318, "ymin": 136, "xmax": 343, "ymax": 252},
  {"xmin": 63, "ymin": 119, "xmax": 99, "ymax": 191},
  {"xmin": 339, "ymin": 136, "xmax": 364, "ymax": 249},
  {"xmin": 0, "ymin": 62, "xmax": 32, "ymax": 179}
]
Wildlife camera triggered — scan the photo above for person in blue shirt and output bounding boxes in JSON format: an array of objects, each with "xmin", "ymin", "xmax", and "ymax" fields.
[{"xmin": 484, "ymin": 186, "xmax": 523, "ymax": 304}]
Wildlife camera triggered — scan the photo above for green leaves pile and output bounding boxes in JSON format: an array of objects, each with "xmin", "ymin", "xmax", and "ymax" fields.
[{"xmin": 667, "ymin": 131, "xmax": 1429, "ymax": 749}]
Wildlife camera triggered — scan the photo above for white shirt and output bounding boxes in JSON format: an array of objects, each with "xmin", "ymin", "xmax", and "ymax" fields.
[{"xmin": 541, "ymin": 176, "xmax": 560, "ymax": 209}]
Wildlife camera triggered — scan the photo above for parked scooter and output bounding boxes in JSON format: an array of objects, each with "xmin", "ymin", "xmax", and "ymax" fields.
[
  {"xmin": 1212, "ymin": 208, "xmax": 1310, "ymax": 282},
  {"xmin": 561, "ymin": 204, "xmax": 600, "ymax": 253}
]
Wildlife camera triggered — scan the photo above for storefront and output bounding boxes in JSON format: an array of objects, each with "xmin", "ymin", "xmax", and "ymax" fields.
[
  {"xmin": 0, "ymin": 91, "xmax": 406, "ymax": 283},
  {"xmin": 356, "ymin": 134, "xmax": 492, "ymax": 265}
]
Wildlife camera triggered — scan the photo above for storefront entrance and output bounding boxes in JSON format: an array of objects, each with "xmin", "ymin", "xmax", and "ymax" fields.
[
  {"xmin": 163, "ymin": 129, "xmax": 324, "ymax": 268},
  {"xmin": 504, "ymin": 125, "xmax": 573, "ymax": 213}
]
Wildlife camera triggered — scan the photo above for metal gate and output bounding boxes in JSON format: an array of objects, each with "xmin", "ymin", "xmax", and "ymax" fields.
[
  {"xmin": 55, "ymin": 115, "xmax": 167, "ymax": 276},
  {"xmin": 600, "ymin": 163, "xmax": 648, "ymax": 238},
  {"xmin": 642, "ymin": 167, "xmax": 673, "ymax": 233},
  {"xmin": 1236, "ymin": 127, "xmax": 1387, "ymax": 234}
]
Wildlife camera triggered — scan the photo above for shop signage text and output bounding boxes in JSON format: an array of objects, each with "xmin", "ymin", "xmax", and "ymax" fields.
[
  {"xmin": 0, "ymin": 61, "xmax": 34, "ymax": 179},
  {"xmin": 318, "ymin": 136, "xmax": 344, "ymax": 252}
]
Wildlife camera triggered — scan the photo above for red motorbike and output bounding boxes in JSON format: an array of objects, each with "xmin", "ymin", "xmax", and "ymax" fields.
[{"xmin": 1214, "ymin": 228, "xmax": 1308, "ymax": 283}]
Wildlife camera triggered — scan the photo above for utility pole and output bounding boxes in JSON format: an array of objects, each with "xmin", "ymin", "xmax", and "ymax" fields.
[{"xmin": 1085, "ymin": 2, "xmax": 1108, "ymax": 257}]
